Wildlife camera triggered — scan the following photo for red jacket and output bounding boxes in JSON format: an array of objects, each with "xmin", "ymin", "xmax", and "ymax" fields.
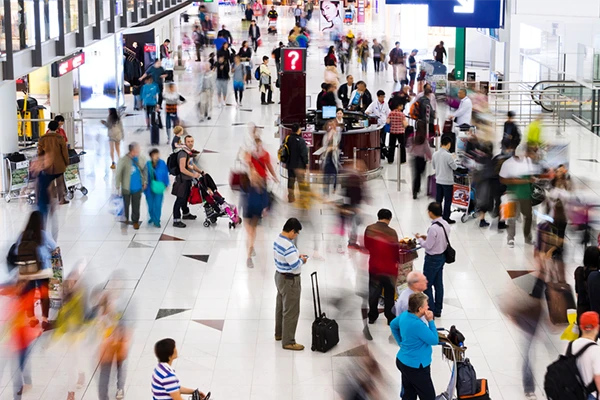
[{"xmin": 364, "ymin": 221, "xmax": 399, "ymax": 276}]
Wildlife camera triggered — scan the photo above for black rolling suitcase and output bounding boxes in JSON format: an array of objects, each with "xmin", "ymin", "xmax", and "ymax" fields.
[
  {"xmin": 310, "ymin": 271, "xmax": 339, "ymax": 353},
  {"xmin": 150, "ymin": 111, "xmax": 160, "ymax": 145}
]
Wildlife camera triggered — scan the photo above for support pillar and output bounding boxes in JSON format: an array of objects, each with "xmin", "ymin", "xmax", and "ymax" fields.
[
  {"xmin": 49, "ymin": 71, "xmax": 75, "ymax": 144},
  {"xmin": 455, "ymin": 28, "xmax": 466, "ymax": 81},
  {"xmin": 0, "ymin": 81, "xmax": 20, "ymax": 194}
]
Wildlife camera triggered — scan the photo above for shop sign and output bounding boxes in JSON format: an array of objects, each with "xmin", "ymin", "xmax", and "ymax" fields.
[
  {"xmin": 51, "ymin": 51, "xmax": 86, "ymax": 78},
  {"xmin": 144, "ymin": 44, "xmax": 157, "ymax": 53},
  {"xmin": 302, "ymin": 131, "xmax": 313, "ymax": 147},
  {"xmin": 428, "ymin": 0, "xmax": 503, "ymax": 28},
  {"xmin": 357, "ymin": 0, "xmax": 365, "ymax": 23},
  {"xmin": 282, "ymin": 48, "xmax": 307, "ymax": 72}
]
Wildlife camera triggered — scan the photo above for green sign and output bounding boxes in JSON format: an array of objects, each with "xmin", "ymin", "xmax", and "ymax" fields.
[{"xmin": 455, "ymin": 28, "xmax": 466, "ymax": 81}]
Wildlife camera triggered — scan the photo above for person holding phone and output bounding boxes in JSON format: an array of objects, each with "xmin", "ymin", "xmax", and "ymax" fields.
[
  {"xmin": 152, "ymin": 338, "xmax": 209, "ymax": 400},
  {"xmin": 273, "ymin": 218, "xmax": 309, "ymax": 351}
]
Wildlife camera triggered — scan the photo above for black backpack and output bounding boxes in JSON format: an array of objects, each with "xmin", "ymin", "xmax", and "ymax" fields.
[
  {"xmin": 457, "ymin": 358, "xmax": 477, "ymax": 397},
  {"xmin": 167, "ymin": 151, "xmax": 185, "ymax": 176},
  {"xmin": 545, "ymin": 341, "xmax": 597, "ymax": 400}
]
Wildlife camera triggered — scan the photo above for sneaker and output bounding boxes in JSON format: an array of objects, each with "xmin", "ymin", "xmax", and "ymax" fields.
[
  {"xmin": 182, "ymin": 214, "xmax": 197, "ymax": 220},
  {"xmin": 434, "ymin": 312, "xmax": 442, "ymax": 318},
  {"xmin": 110, "ymin": 163, "xmax": 116, "ymax": 169},
  {"xmin": 116, "ymin": 389, "xmax": 124, "ymax": 399},
  {"xmin": 154, "ymin": 222, "xmax": 161, "ymax": 228},
  {"xmin": 133, "ymin": 222, "xmax": 140, "ymax": 230},
  {"xmin": 246, "ymin": 258, "xmax": 254, "ymax": 268},
  {"xmin": 508, "ymin": 240, "xmax": 515, "ymax": 248},
  {"xmin": 479, "ymin": 219, "xmax": 490, "ymax": 228},
  {"xmin": 282, "ymin": 343, "xmax": 304, "ymax": 351},
  {"xmin": 525, "ymin": 393, "xmax": 537, "ymax": 400},
  {"xmin": 173, "ymin": 221, "xmax": 187, "ymax": 228}
]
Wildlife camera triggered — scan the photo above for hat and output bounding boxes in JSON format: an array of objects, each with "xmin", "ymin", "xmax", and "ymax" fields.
[{"xmin": 580, "ymin": 312, "xmax": 600, "ymax": 331}]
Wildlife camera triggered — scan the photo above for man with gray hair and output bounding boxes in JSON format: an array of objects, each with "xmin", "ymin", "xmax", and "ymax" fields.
[{"xmin": 395, "ymin": 271, "xmax": 428, "ymax": 317}]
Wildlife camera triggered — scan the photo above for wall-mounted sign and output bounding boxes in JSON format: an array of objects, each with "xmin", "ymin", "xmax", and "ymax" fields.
[
  {"xmin": 51, "ymin": 51, "xmax": 86, "ymax": 78},
  {"xmin": 144, "ymin": 44, "xmax": 156, "ymax": 53},
  {"xmin": 282, "ymin": 48, "xmax": 307, "ymax": 72},
  {"xmin": 385, "ymin": 0, "xmax": 504, "ymax": 28},
  {"xmin": 357, "ymin": 0, "xmax": 365, "ymax": 23}
]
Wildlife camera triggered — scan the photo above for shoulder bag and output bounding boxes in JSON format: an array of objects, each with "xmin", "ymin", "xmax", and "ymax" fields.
[
  {"xmin": 433, "ymin": 221, "xmax": 455, "ymax": 264},
  {"xmin": 149, "ymin": 164, "xmax": 166, "ymax": 194}
]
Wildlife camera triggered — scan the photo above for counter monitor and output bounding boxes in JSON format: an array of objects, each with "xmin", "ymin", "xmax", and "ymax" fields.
[{"xmin": 322, "ymin": 106, "xmax": 336, "ymax": 119}]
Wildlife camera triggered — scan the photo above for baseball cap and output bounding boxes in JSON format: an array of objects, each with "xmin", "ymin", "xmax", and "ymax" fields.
[{"xmin": 580, "ymin": 311, "xmax": 600, "ymax": 331}]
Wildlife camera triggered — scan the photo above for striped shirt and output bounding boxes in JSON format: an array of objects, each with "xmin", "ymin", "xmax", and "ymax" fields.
[
  {"xmin": 273, "ymin": 234, "xmax": 304, "ymax": 274},
  {"xmin": 151, "ymin": 363, "xmax": 180, "ymax": 400}
]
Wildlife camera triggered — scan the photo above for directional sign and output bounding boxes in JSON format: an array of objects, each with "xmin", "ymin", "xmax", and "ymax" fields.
[
  {"xmin": 428, "ymin": 0, "xmax": 503, "ymax": 28},
  {"xmin": 51, "ymin": 51, "xmax": 86, "ymax": 78}
]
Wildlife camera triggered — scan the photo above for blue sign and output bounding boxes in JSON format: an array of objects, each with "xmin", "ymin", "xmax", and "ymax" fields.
[{"xmin": 428, "ymin": 0, "xmax": 502, "ymax": 28}]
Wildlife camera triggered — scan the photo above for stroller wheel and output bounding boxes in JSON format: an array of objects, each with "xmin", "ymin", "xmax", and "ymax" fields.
[
  {"xmin": 81, "ymin": 187, "xmax": 88, "ymax": 196},
  {"xmin": 203, "ymin": 220, "xmax": 211, "ymax": 228}
]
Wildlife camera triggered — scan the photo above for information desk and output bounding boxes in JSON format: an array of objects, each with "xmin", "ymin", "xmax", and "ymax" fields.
[{"xmin": 278, "ymin": 122, "xmax": 383, "ymax": 182}]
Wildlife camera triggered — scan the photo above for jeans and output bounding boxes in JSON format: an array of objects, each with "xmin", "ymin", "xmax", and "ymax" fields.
[
  {"xmin": 98, "ymin": 360, "xmax": 126, "ymax": 400},
  {"xmin": 396, "ymin": 359, "xmax": 436, "ymax": 400},
  {"xmin": 13, "ymin": 346, "xmax": 32, "ymax": 398},
  {"xmin": 145, "ymin": 191, "xmax": 164, "ymax": 225},
  {"xmin": 412, "ymin": 156, "xmax": 426, "ymax": 197},
  {"xmin": 173, "ymin": 181, "xmax": 191, "ymax": 221},
  {"xmin": 122, "ymin": 191, "xmax": 142, "ymax": 223},
  {"xmin": 435, "ymin": 183, "xmax": 453, "ymax": 220},
  {"xmin": 361, "ymin": 57, "xmax": 368, "ymax": 72},
  {"xmin": 165, "ymin": 112, "xmax": 179, "ymax": 139},
  {"xmin": 261, "ymin": 84, "xmax": 273, "ymax": 103},
  {"xmin": 423, "ymin": 253, "xmax": 446, "ymax": 315},
  {"xmin": 507, "ymin": 198, "xmax": 533, "ymax": 242},
  {"xmin": 37, "ymin": 172, "xmax": 60, "ymax": 218},
  {"xmin": 368, "ymin": 274, "xmax": 395, "ymax": 323},
  {"xmin": 274, "ymin": 272, "xmax": 301, "ymax": 346},
  {"xmin": 373, "ymin": 56, "xmax": 381, "ymax": 71},
  {"xmin": 409, "ymin": 72, "xmax": 416, "ymax": 90}
]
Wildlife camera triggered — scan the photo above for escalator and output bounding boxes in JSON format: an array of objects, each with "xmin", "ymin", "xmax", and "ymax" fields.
[{"xmin": 530, "ymin": 80, "xmax": 593, "ymax": 112}]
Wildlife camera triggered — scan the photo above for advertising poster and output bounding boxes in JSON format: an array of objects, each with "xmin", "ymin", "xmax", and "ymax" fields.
[
  {"xmin": 357, "ymin": 0, "xmax": 365, "ymax": 23},
  {"xmin": 452, "ymin": 185, "xmax": 470, "ymax": 208},
  {"xmin": 319, "ymin": 0, "xmax": 343, "ymax": 33},
  {"xmin": 9, "ymin": 161, "xmax": 30, "ymax": 190}
]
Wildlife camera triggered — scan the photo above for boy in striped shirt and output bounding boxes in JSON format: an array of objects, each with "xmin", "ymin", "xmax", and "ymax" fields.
[{"xmin": 152, "ymin": 338, "xmax": 207, "ymax": 400}]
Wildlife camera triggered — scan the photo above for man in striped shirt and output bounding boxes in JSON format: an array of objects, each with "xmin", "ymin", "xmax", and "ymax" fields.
[
  {"xmin": 152, "ymin": 338, "xmax": 207, "ymax": 400},
  {"xmin": 274, "ymin": 218, "xmax": 308, "ymax": 351}
]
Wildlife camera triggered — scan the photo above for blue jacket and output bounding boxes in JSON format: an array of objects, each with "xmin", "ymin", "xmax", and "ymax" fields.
[
  {"xmin": 144, "ymin": 159, "xmax": 170, "ymax": 197},
  {"xmin": 141, "ymin": 82, "xmax": 159, "ymax": 106},
  {"xmin": 390, "ymin": 311, "xmax": 438, "ymax": 368}
]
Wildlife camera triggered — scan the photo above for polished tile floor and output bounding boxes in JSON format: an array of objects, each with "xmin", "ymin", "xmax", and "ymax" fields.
[{"xmin": 1, "ymin": 8, "xmax": 600, "ymax": 400}]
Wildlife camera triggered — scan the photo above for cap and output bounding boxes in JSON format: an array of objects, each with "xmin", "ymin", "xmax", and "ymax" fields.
[
  {"xmin": 412, "ymin": 49, "xmax": 419, "ymax": 53},
  {"xmin": 580, "ymin": 311, "xmax": 600, "ymax": 331}
]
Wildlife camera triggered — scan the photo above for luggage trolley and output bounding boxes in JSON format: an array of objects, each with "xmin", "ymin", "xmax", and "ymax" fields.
[
  {"xmin": 451, "ymin": 168, "xmax": 475, "ymax": 223},
  {"xmin": 436, "ymin": 328, "xmax": 467, "ymax": 400},
  {"xmin": 63, "ymin": 150, "xmax": 88, "ymax": 200},
  {"xmin": 4, "ymin": 153, "xmax": 36, "ymax": 204}
]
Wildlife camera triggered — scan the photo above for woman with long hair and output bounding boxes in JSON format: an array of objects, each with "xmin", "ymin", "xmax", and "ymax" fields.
[
  {"xmin": 102, "ymin": 108, "xmax": 124, "ymax": 169},
  {"xmin": 324, "ymin": 45, "xmax": 337, "ymax": 67}
]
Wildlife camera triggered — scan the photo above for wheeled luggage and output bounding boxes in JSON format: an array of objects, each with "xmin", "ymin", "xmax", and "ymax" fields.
[
  {"xmin": 310, "ymin": 271, "xmax": 339, "ymax": 353},
  {"xmin": 545, "ymin": 282, "xmax": 576, "ymax": 325},
  {"xmin": 427, "ymin": 174, "xmax": 436, "ymax": 198},
  {"xmin": 458, "ymin": 379, "xmax": 490, "ymax": 399},
  {"xmin": 150, "ymin": 111, "xmax": 160, "ymax": 145}
]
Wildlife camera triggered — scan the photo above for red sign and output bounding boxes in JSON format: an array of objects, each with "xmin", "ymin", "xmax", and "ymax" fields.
[
  {"xmin": 302, "ymin": 131, "xmax": 313, "ymax": 147},
  {"xmin": 144, "ymin": 44, "xmax": 156, "ymax": 53},
  {"xmin": 452, "ymin": 184, "xmax": 470, "ymax": 208},
  {"xmin": 282, "ymin": 48, "xmax": 306, "ymax": 72},
  {"xmin": 51, "ymin": 51, "xmax": 86, "ymax": 77}
]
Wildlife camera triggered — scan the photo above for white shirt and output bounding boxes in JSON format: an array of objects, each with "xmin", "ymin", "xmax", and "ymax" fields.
[
  {"xmin": 572, "ymin": 338, "xmax": 600, "ymax": 392},
  {"xmin": 365, "ymin": 100, "xmax": 390, "ymax": 125},
  {"xmin": 454, "ymin": 96, "xmax": 473, "ymax": 126},
  {"xmin": 499, "ymin": 156, "xmax": 538, "ymax": 179}
]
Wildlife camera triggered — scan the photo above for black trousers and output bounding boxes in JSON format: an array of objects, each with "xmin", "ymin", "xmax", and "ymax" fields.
[
  {"xmin": 251, "ymin": 37, "xmax": 259, "ymax": 52},
  {"xmin": 412, "ymin": 156, "xmax": 426, "ymax": 196},
  {"xmin": 195, "ymin": 43, "xmax": 202, "ymax": 61},
  {"xmin": 368, "ymin": 274, "xmax": 395, "ymax": 323},
  {"xmin": 387, "ymin": 134, "xmax": 406, "ymax": 164},
  {"xmin": 173, "ymin": 181, "xmax": 191, "ymax": 220},
  {"xmin": 436, "ymin": 183, "xmax": 453, "ymax": 220},
  {"xmin": 261, "ymin": 84, "xmax": 273, "ymax": 103},
  {"xmin": 373, "ymin": 56, "xmax": 381, "ymax": 71},
  {"xmin": 396, "ymin": 359, "xmax": 436, "ymax": 400}
]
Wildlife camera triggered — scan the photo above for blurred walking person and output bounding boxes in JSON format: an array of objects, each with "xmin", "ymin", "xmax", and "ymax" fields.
[
  {"xmin": 162, "ymin": 83, "xmax": 186, "ymax": 143},
  {"xmin": 410, "ymin": 125, "xmax": 432, "ymax": 199},
  {"xmin": 197, "ymin": 62, "xmax": 215, "ymax": 121},
  {"xmin": 340, "ymin": 161, "xmax": 366, "ymax": 249},
  {"xmin": 372, "ymin": 39, "xmax": 383, "ymax": 72},
  {"xmin": 115, "ymin": 143, "xmax": 147, "ymax": 230},
  {"xmin": 315, "ymin": 121, "xmax": 341, "ymax": 196},
  {"xmin": 101, "ymin": 108, "xmax": 124, "ymax": 170},
  {"xmin": 232, "ymin": 55, "xmax": 246, "ymax": 106},
  {"xmin": 145, "ymin": 149, "xmax": 170, "ymax": 228},
  {"xmin": 285, "ymin": 124, "xmax": 309, "ymax": 203},
  {"xmin": 36, "ymin": 120, "xmax": 69, "ymax": 217}
]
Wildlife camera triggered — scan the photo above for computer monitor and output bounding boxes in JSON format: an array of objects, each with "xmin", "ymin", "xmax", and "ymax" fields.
[{"xmin": 322, "ymin": 106, "xmax": 336, "ymax": 119}]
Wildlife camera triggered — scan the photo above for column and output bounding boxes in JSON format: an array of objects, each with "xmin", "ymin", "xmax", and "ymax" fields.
[
  {"xmin": 455, "ymin": 28, "xmax": 466, "ymax": 81},
  {"xmin": 49, "ymin": 71, "xmax": 75, "ymax": 144},
  {"xmin": 0, "ymin": 81, "xmax": 20, "ymax": 194}
]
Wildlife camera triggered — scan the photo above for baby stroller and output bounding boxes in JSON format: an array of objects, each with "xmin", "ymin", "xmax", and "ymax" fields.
[
  {"xmin": 268, "ymin": 18, "xmax": 277, "ymax": 35},
  {"xmin": 191, "ymin": 173, "xmax": 241, "ymax": 229}
]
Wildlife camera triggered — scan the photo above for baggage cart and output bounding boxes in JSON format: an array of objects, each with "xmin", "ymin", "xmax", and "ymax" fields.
[
  {"xmin": 4, "ymin": 154, "xmax": 36, "ymax": 205},
  {"xmin": 63, "ymin": 150, "xmax": 88, "ymax": 200},
  {"xmin": 49, "ymin": 247, "xmax": 64, "ymax": 309},
  {"xmin": 435, "ymin": 328, "xmax": 467, "ymax": 400},
  {"xmin": 452, "ymin": 170, "xmax": 476, "ymax": 223}
]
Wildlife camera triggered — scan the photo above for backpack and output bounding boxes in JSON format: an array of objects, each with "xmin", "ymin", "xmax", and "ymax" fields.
[
  {"xmin": 278, "ymin": 135, "xmax": 290, "ymax": 163},
  {"xmin": 544, "ymin": 341, "xmax": 597, "ymax": 400},
  {"xmin": 14, "ymin": 238, "xmax": 42, "ymax": 275},
  {"xmin": 167, "ymin": 151, "xmax": 185, "ymax": 176},
  {"xmin": 409, "ymin": 100, "xmax": 421, "ymax": 120},
  {"xmin": 456, "ymin": 358, "xmax": 477, "ymax": 397},
  {"xmin": 254, "ymin": 66, "xmax": 261, "ymax": 80}
]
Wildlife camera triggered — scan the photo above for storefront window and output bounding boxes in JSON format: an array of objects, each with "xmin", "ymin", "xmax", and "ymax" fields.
[
  {"xmin": 102, "ymin": 0, "xmax": 110, "ymax": 20},
  {"xmin": 64, "ymin": 0, "xmax": 78, "ymax": 33},
  {"xmin": 41, "ymin": 0, "xmax": 59, "ymax": 40},
  {"xmin": 83, "ymin": 0, "xmax": 95, "ymax": 26}
]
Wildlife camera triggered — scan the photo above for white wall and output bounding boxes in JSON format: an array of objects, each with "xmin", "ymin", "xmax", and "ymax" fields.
[{"xmin": 466, "ymin": 29, "xmax": 491, "ymax": 65}]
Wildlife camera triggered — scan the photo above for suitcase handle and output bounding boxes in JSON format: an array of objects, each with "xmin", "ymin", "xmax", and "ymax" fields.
[{"xmin": 310, "ymin": 271, "xmax": 323, "ymax": 319}]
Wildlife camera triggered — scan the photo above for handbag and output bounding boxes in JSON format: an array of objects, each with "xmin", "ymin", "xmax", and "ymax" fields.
[
  {"xmin": 433, "ymin": 221, "xmax": 455, "ymax": 264},
  {"xmin": 149, "ymin": 165, "xmax": 167, "ymax": 194}
]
